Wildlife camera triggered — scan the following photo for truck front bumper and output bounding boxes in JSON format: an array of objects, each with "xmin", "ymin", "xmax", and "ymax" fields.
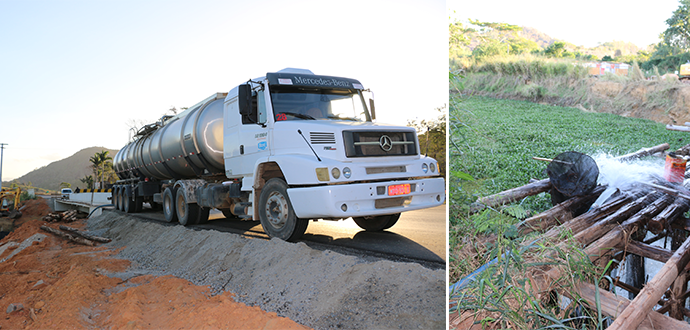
[{"xmin": 287, "ymin": 177, "xmax": 445, "ymax": 219}]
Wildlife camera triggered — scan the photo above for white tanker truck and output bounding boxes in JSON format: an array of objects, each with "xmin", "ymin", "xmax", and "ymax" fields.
[{"xmin": 112, "ymin": 68, "xmax": 445, "ymax": 241}]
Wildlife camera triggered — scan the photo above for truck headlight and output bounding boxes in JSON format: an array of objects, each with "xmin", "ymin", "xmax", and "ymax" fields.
[
  {"xmin": 430, "ymin": 162, "xmax": 436, "ymax": 173},
  {"xmin": 343, "ymin": 167, "xmax": 351, "ymax": 179},
  {"xmin": 422, "ymin": 163, "xmax": 428, "ymax": 173},
  {"xmin": 331, "ymin": 167, "xmax": 341, "ymax": 179}
]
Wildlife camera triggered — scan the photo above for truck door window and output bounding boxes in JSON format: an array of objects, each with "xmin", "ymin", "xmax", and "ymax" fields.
[{"xmin": 241, "ymin": 90, "xmax": 267, "ymax": 125}]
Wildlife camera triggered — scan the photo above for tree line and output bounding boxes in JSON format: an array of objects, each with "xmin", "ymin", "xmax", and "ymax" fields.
[{"xmin": 451, "ymin": 0, "xmax": 690, "ymax": 75}]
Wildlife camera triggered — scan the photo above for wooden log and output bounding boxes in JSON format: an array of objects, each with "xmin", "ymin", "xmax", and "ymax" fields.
[
  {"xmin": 573, "ymin": 193, "xmax": 662, "ymax": 249},
  {"xmin": 539, "ymin": 192, "xmax": 631, "ymax": 242},
  {"xmin": 671, "ymin": 269, "xmax": 689, "ymax": 320},
  {"xmin": 40, "ymin": 225, "xmax": 96, "ymax": 246},
  {"xmin": 648, "ymin": 197, "xmax": 690, "ymax": 234},
  {"xmin": 58, "ymin": 225, "xmax": 111, "ymax": 243},
  {"xmin": 539, "ymin": 194, "xmax": 670, "ymax": 286},
  {"xmin": 471, "ymin": 178, "xmax": 552, "ymax": 213},
  {"xmin": 617, "ymin": 239, "xmax": 674, "ymax": 263},
  {"xmin": 608, "ymin": 233, "xmax": 690, "ymax": 330},
  {"xmin": 517, "ymin": 185, "xmax": 605, "ymax": 236},
  {"xmin": 614, "ymin": 143, "xmax": 670, "ymax": 162},
  {"xmin": 569, "ymin": 281, "xmax": 690, "ymax": 330},
  {"xmin": 667, "ymin": 124, "xmax": 690, "ymax": 132},
  {"xmin": 583, "ymin": 194, "xmax": 672, "ymax": 261}
]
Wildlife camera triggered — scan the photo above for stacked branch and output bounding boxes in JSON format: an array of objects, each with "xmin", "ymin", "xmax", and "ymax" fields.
[{"xmin": 42, "ymin": 210, "xmax": 78, "ymax": 223}]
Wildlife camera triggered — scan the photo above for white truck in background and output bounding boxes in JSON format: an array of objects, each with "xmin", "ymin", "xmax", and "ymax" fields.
[{"xmin": 112, "ymin": 68, "xmax": 445, "ymax": 241}]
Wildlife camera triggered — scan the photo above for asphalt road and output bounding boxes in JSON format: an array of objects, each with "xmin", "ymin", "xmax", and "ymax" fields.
[{"xmin": 124, "ymin": 204, "xmax": 447, "ymax": 267}]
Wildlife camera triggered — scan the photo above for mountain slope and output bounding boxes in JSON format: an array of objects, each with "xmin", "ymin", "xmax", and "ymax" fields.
[{"xmin": 8, "ymin": 147, "xmax": 119, "ymax": 191}]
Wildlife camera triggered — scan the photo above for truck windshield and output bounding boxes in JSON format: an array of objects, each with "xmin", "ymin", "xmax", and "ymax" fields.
[{"xmin": 269, "ymin": 87, "xmax": 369, "ymax": 122}]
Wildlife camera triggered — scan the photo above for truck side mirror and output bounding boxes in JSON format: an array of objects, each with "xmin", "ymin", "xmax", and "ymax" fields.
[
  {"xmin": 369, "ymin": 99, "xmax": 376, "ymax": 120},
  {"xmin": 238, "ymin": 84, "xmax": 252, "ymax": 116}
]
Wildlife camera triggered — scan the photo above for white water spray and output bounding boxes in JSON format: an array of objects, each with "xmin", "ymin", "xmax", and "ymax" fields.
[{"xmin": 591, "ymin": 153, "xmax": 666, "ymax": 208}]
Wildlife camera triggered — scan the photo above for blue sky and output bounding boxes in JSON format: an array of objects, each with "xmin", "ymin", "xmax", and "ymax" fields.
[
  {"xmin": 0, "ymin": 0, "xmax": 447, "ymax": 182},
  {"xmin": 450, "ymin": 0, "xmax": 681, "ymax": 48}
]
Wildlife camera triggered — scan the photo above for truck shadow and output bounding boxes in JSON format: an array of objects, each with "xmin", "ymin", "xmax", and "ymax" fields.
[{"xmin": 303, "ymin": 231, "xmax": 445, "ymax": 265}]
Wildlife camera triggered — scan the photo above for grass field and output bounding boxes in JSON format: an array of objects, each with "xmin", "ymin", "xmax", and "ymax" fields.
[{"xmin": 448, "ymin": 95, "xmax": 690, "ymax": 328}]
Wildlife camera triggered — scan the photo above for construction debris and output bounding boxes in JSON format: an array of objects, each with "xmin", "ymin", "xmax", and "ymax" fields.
[
  {"xmin": 42, "ymin": 210, "xmax": 78, "ymax": 223},
  {"xmin": 58, "ymin": 225, "xmax": 111, "ymax": 243},
  {"xmin": 40, "ymin": 225, "xmax": 98, "ymax": 246}
]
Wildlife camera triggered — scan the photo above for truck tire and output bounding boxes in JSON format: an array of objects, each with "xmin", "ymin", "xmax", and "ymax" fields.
[
  {"xmin": 176, "ymin": 188, "xmax": 201, "ymax": 226},
  {"xmin": 118, "ymin": 188, "xmax": 125, "ymax": 211},
  {"xmin": 352, "ymin": 213, "xmax": 401, "ymax": 231},
  {"xmin": 258, "ymin": 178, "xmax": 308, "ymax": 241},
  {"xmin": 123, "ymin": 188, "xmax": 135, "ymax": 214},
  {"xmin": 112, "ymin": 187, "xmax": 119, "ymax": 211},
  {"xmin": 163, "ymin": 187, "xmax": 178, "ymax": 223}
]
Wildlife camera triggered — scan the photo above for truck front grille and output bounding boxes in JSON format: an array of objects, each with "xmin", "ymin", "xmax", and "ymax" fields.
[{"xmin": 343, "ymin": 131, "xmax": 417, "ymax": 157}]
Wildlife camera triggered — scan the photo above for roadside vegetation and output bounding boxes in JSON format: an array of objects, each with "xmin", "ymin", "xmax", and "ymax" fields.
[{"xmin": 448, "ymin": 94, "xmax": 690, "ymax": 328}]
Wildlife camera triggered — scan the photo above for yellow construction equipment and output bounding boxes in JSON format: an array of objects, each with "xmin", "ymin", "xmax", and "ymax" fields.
[{"xmin": 0, "ymin": 187, "xmax": 21, "ymax": 216}]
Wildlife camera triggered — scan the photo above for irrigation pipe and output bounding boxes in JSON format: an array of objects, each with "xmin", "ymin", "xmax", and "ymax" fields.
[{"xmin": 88, "ymin": 204, "xmax": 114, "ymax": 218}]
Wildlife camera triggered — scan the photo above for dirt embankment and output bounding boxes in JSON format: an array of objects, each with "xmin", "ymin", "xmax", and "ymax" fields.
[
  {"xmin": 587, "ymin": 79, "xmax": 690, "ymax": 125},
  {"xmin": 0, "ymin": 199, "xmax": 445, "ymax": 329},
  {"xmin": 0, "ymin": 199, "xmax": 309, "ymax": 329}
]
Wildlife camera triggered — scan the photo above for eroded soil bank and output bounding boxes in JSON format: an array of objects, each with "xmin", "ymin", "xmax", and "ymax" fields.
[
  {"xmin": 0, "ymin": 199, "xmax": 444, "ymax": 329},
  {"xmin": 86, "ymin": 211, "xmax": 446, "ymax": 330},
  {"xmin": 0, "ymin": 199, "xmax": 308, "ymax": 329}
]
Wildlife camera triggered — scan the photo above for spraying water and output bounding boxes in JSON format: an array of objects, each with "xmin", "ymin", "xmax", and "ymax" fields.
[{"xmin": 591, "ymin": 153, "xmax": 667, "ymax": 208}]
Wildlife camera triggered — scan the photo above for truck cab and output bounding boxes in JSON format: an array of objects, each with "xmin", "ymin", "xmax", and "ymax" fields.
[{"xmin": 223, "ymin": 68, "xmax": 445, "ymax": 240}]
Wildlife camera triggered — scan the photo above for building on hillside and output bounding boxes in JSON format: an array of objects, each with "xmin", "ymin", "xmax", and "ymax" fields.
[{"xmin": 585, "ymin": 62, "xmax": 629, "ymax": 76}]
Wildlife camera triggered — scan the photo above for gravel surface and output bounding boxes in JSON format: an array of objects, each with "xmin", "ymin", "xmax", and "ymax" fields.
[{"xmin": 87, "ymin": 211, "xmax": 445, "ymax": 329}]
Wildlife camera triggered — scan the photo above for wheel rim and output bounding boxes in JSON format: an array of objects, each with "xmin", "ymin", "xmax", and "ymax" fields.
[
  {"xmin": 176, "ymin": 193, "xmax": 186, "ymax": 220},
  {"xmin": 265, "ymin": 191, "xmax": 288, "ymax": 229}
]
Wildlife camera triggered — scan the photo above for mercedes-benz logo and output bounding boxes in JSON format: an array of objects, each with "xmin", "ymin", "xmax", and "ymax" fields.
[{"xmin": 379, "ymin": 135, "xmax": 393, "ymax": 151}]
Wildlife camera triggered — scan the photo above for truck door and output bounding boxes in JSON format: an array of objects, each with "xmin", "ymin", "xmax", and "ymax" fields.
[{"xmin": 224, "ymin": 87, "xmax": 270, "ymax": 178}]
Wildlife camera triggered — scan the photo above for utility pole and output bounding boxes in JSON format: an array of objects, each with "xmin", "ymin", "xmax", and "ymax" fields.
[{"xmin": 0, "ymin": 143, "xmax": 6, "ymax": 189}]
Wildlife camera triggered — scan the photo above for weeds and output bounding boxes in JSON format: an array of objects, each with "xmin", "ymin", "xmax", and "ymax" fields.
[{"xmin": 449, "ymin": 95, "xmax": 690, "ymax": 329}]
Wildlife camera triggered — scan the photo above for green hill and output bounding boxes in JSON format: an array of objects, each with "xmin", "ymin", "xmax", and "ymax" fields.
[{"xmin": 5, "ymin": 147, "xmax": 119, "ymax": 192}]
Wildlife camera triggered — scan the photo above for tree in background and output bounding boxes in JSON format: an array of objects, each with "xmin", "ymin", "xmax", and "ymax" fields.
[
  {"xmin": 89, "ymin": 150, "xmax": 112, "ymax": 189},
  {"xmin": 408, "ymin": 106, "xmax": 446, "ymax": 178},
  {"xmin": 80, "ymin": 175, "xmax": 93, "ymax": 189},
  {"xmin": 662, "ymin": 0, "xmax": 690, "ymax": 51}
]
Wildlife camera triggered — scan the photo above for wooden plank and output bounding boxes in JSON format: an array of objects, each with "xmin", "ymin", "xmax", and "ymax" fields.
[{"xmin": 608, "ymin": 234, "xmax": 690, "ymax": 330}]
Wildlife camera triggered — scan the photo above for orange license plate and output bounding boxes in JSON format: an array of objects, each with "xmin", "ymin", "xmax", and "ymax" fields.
[{"xmin": 388, "ymin": 184, "xmax": 411, "ymax": 196}]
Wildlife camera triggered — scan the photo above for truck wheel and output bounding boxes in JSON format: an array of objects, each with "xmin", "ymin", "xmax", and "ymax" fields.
[
  {"xmin": 134, "ymin": 196, "xmax": 144, "ymax": 213},
  {"xmin": 123, "ymin": 189, "xmax": 135, "ymax": 214},
  {"xmin": 162, "ymin": 187, "xmax": 178, "ymax": 223},
  {"xmin": 352, "ymin": 213, "xmax": 401, "ymax": 231},
  {"xmin": 116, "ymin": 187, "xmax": 124, "ymax": 211},
  {"xmin": 176, "ymin": 188, "xmax": 201, "ymax": 226},
  {"xmin": 258, "ymin": 178, "xmax": 308, "ymax": 241},
  {"xmin": 112, "ymin": 187, "xmax": 119, "ymax": 210}
]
